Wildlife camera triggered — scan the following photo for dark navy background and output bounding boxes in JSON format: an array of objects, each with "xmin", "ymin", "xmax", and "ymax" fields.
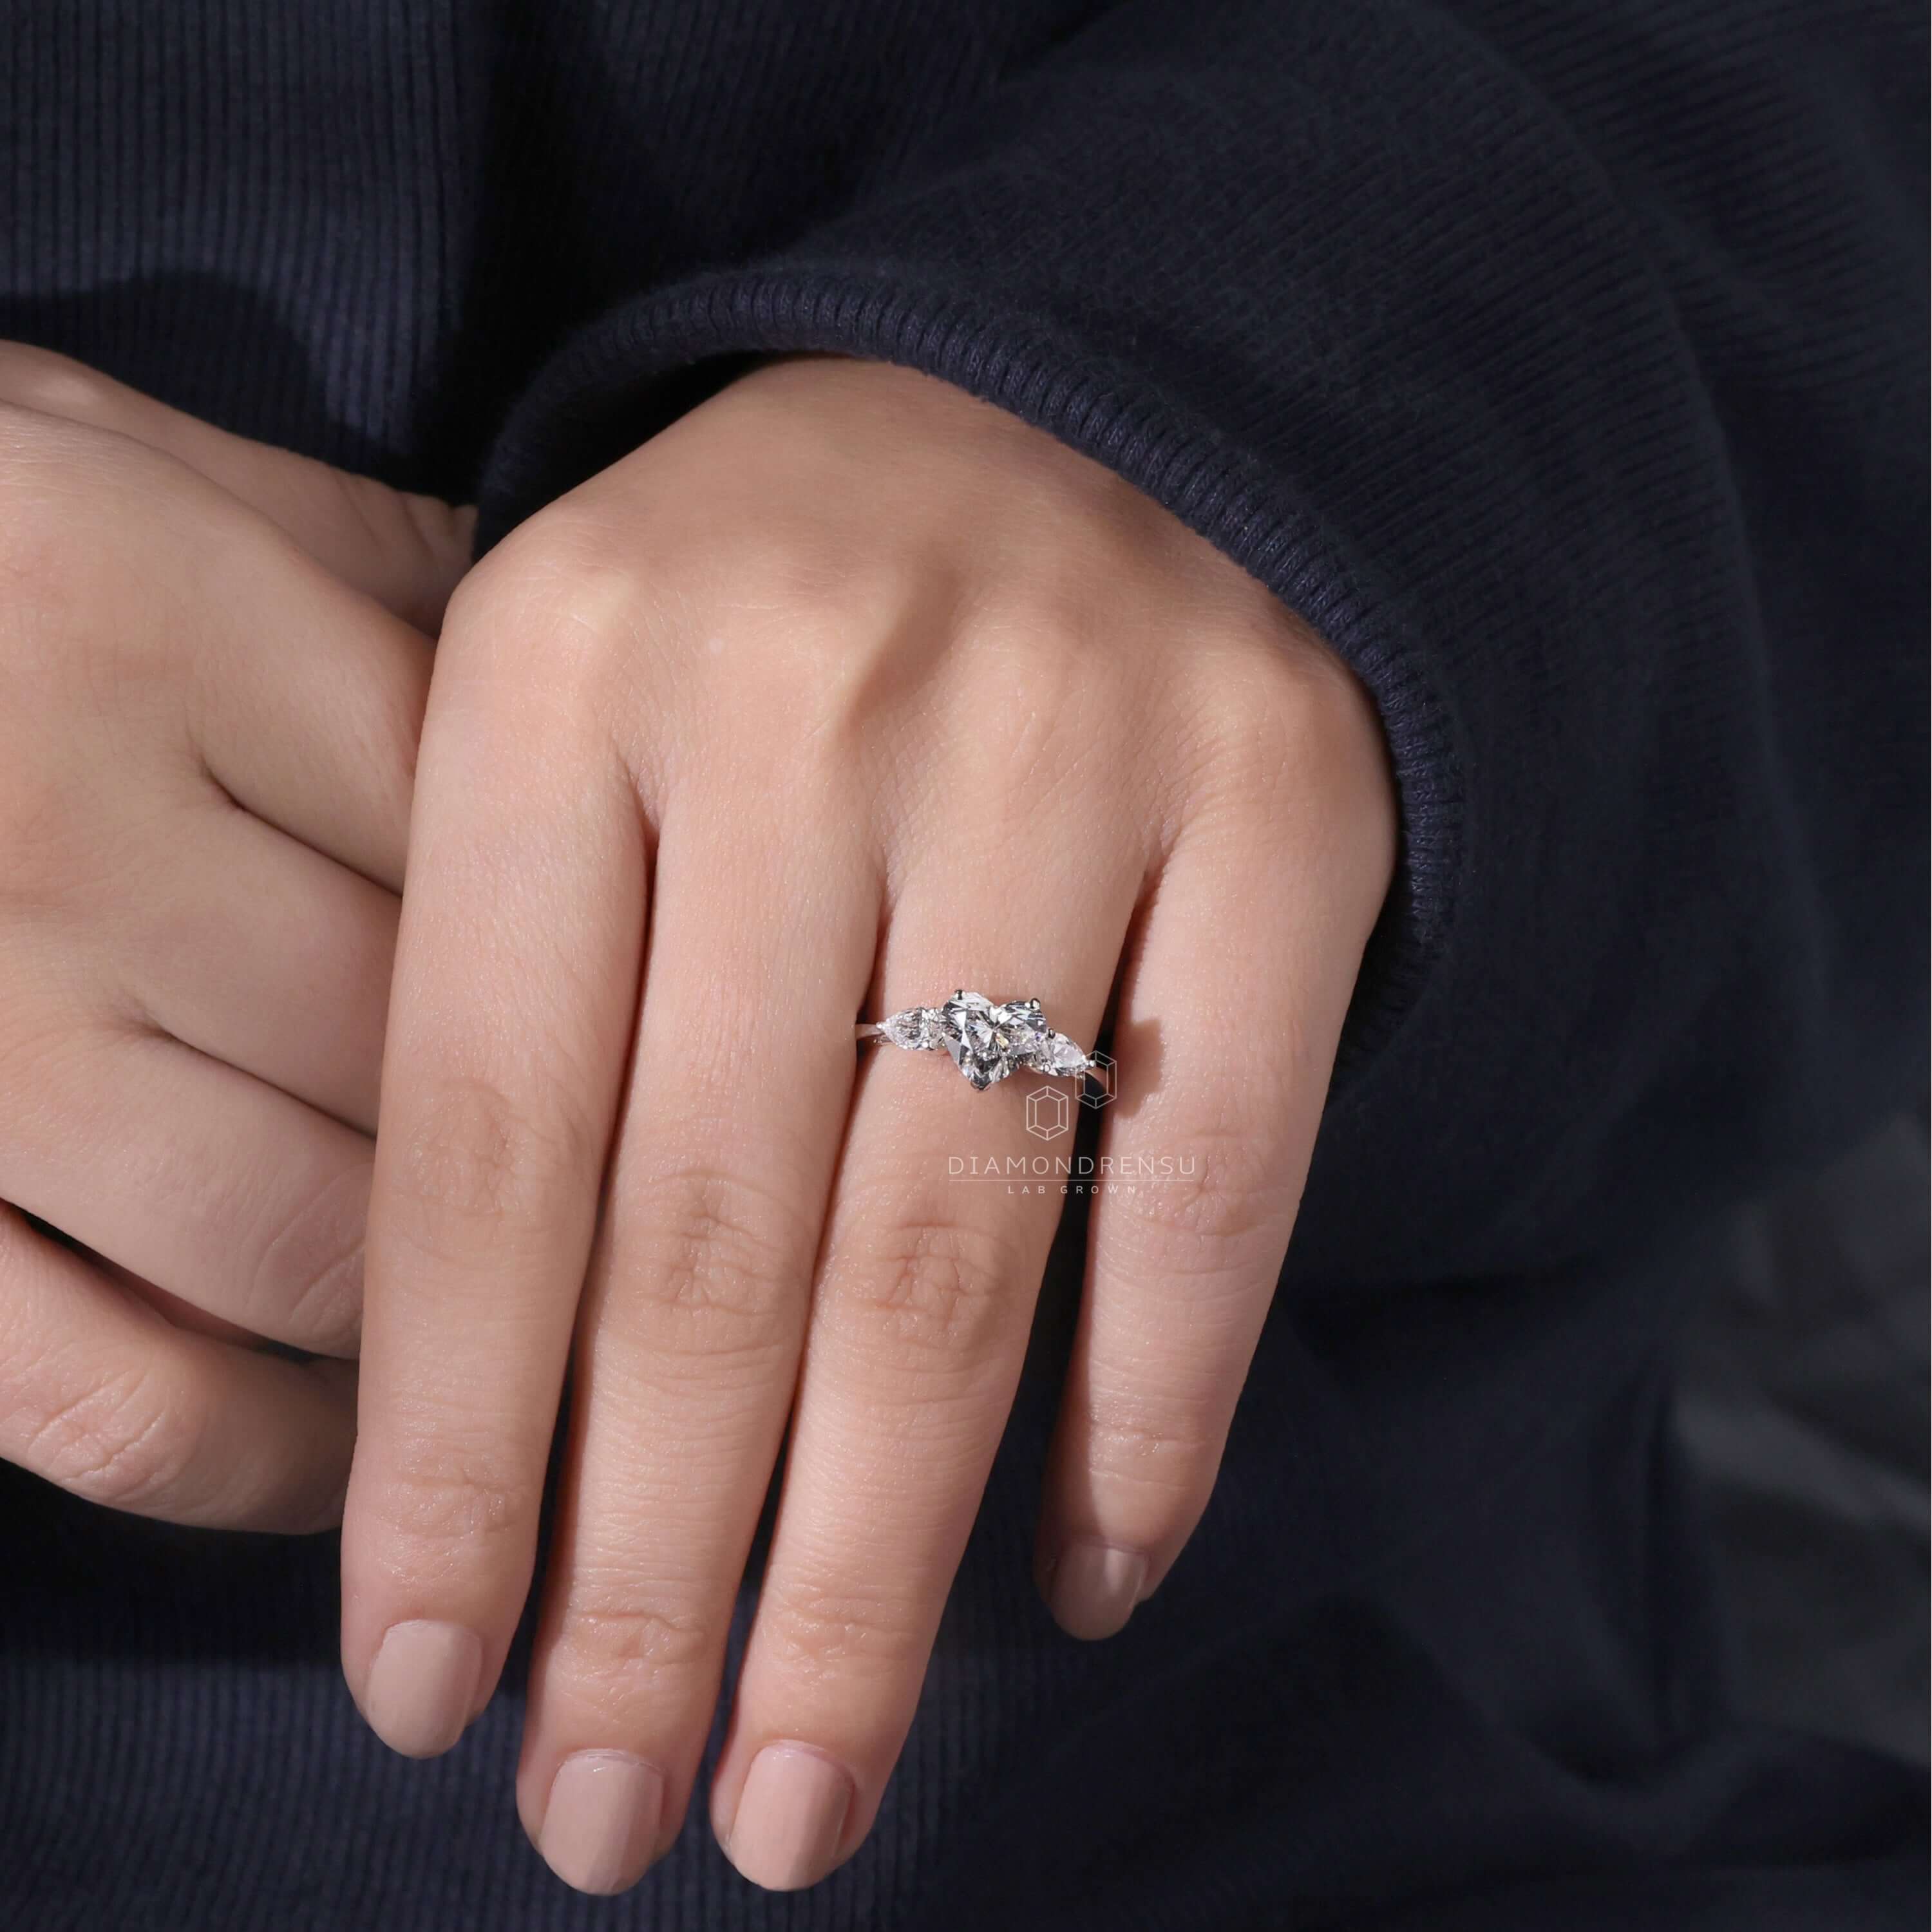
[{"xmin": 0, "ymin": 2, "xmax": 1925, "ymax": 1925}]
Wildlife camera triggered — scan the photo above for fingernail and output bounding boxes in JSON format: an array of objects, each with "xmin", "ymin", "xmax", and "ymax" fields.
[
  {"xmin": 1046, "ymin": 1540, "xmax": 1148, "ymax": 1640},
  {"xmin": 726, "ymin": 1743, "xmax": 853, "ymax": 1891},
  {"xmin": 362, "ymin": 1619, "xmax": 482, "ymax": 1757},
  {"xmin": 540, "ymin": 1750, "xmax": 666, "ymax": 1895}
]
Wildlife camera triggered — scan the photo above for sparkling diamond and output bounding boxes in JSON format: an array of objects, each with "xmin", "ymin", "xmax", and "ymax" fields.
[
  {"xmin": 881, "ymin": 1007, "xmax": 949, "ymax": 1050},
  {"xmin": 874, "ymin": 991, "xmax": 1094, "ymax": 1089},
  {"xmin": 926, "ymin": 990, "xmax": 1089, "ymax": 1090},
  {"xmin": 997, "ymin": 998, "xmax": 1051, "ymax": 1054},
  {"xmin": 1032, "ymin": 1031, "xmax": 1094, "ymax": 1077},
  {"xmin": 936, "ymin": 990, "xmax": 1009, "ymax": 1090},
  {"xmin": 935, "ymin": 990, "xmax": 1028, "ymax": 1090}
]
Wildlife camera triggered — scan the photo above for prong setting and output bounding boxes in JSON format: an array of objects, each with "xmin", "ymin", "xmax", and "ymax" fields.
[{"xmin": 863, "ymin": 989, "xmax": 1096, "ymax": 1090}]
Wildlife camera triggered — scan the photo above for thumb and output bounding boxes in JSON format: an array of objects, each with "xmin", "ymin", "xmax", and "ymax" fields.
[{"xmin": 0, "ymin": 341, "xmax": 475, "ymax": 632}]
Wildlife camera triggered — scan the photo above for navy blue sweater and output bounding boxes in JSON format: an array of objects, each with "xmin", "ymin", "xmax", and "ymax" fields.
[{"xmin": 0, "ymin": 3, "xmax": 1925, "ymax": 1927}]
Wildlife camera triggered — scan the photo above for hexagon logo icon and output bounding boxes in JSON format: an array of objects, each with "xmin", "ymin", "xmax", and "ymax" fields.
[
  {"xmin": 1079, "ymin": 1051, "xmax": 1117, "ymax": 1110},
  {"xmin": 1025, "ymin": 1084, "xmax": 1072, "ymax": 1141}
]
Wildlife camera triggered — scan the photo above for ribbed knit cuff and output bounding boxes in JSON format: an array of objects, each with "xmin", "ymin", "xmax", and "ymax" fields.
[{"xmin": 473, "ymin": 267, "xmax": 1465, "ymax": 1088}]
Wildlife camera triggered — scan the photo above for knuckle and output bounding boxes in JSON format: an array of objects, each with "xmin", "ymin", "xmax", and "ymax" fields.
[
  {"xmin": 912, "ymin": 614, "xmax": 1113, "ymax": 817},
  {"xmin": 1182, "ymin": 662, "xmax": 1312, "ymax": 800},
  {"xmin": 0, "ymin": 344, "xmax": 115, "ymax": 424},
  {"xmin": 250, "ymin": 1164, "xmax": 370, "ymax": 1353},
  {"xmin": 756, "ymin": 1571, "xmax": 925, "ymax": 1680},
  {"xmin": 371, "ymin": 1431, "xmax": 542, "ymax": 1555},
  {"xmin": 438, "ymin": 533, "xmax": 641, "ymax": 737},
  {"xmin": 991, "ymin": 690, "xmax": 1104, "ymax": 810},
  {"xmin": 1104, "ymin": 1136, "xmax": 1285, "ymax": 1258},
  {"xmin": 619, "ymin": 1162, "xmax": 804, "ymax": 1353},
  {"xmin": 1079, "ymin": 1380, "xmax": 1224, "ymax": 1491},
  {"xmin": 386, "ymin": 1074, "xmax": 594, "ymax": 1249},
  {"xmin": 1177, "ymin": 628, "xmax": 1388, "ymax": 832},
  {"xmin": 549, "ymin": 1585, "xmax": 714, "ymax": 1701},
  {"xmin": 530, "ymin": 555, "xmax": 646, "ymax": 649},
  {"xmin": 831, "ymin": 1211, "xmax": 1021, "ymax": 1363},
  {"xmin": 24, "ymin": 1359, "xmax": 204, "ymax": 1514},
  {"xmin": 450, "ymin": 513, "xmax": 635, "ymax": 640},
  {"xmin": 645, "ymin": 550, "xmax": 878, "ymax": 763},
  {"xmin": 688, "ymin": 519, "xmax": 860, "ymax": 637}
]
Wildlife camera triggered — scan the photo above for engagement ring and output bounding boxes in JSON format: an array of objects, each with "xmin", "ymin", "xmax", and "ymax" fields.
[{"xmin": 856, "ymin": 989, "xmax": 1097, "ymax": 1092}]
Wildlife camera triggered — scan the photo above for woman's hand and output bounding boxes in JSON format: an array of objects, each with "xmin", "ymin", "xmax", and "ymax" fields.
[
  {"xmin": 341, "ymin": 355, "xmax": 1396, "ymax": 1891},
  {"xmin": 0, "ymin": 349, "xmax": 469, "ymax": 1530}
]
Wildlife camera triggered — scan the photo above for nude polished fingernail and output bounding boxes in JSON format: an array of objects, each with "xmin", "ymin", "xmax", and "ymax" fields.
[
  {"xmin": 726, "ymin": 1743, "xmax": 853, "ymax": 1891},
  {"xmin": 362, "ymin": 1620, "xmax": 482, "ymax": 1757},
  {"xmin": 540, "ymin": 1751, "xmax": 665, "ymax": 1895},
  {"xmin": 1046, "ymin": 1540, "xmax": 1148, "ymax": 1640}
]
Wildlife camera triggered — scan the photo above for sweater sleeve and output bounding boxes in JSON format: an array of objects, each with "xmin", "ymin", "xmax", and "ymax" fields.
[{"xmin": 471, "ymin": 0, "xmax": 1927, "ymax": 1281}]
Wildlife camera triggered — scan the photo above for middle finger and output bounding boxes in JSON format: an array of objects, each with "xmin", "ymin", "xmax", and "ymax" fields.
[{"xmin": 515, "ymin": 793, "xmax": 880, "ymax": 1894}]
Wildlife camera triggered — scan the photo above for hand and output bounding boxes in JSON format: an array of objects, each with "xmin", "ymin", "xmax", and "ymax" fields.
[
  {"xmin": 0, "ymin": 346, "xmax": 470, "ymax": 1531},
  {"xmin": 342, "ymin": 355, "xmax": 1396, "ymax": 1891}
]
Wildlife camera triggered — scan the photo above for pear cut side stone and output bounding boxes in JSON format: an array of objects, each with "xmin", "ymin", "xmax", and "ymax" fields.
[
  {"xmin": 1032, "ymin": 1030, "xmax": 1095, "ymax": 1077},
  {"xmin": 880, "ymin": 1007, "xmax": 949, "ymax": 1050}
]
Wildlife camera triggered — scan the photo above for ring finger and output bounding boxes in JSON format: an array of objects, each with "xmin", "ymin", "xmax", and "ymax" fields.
[{"xmin": 708, "ymin": 845, "xmax": 1139, "ymax": 1892}]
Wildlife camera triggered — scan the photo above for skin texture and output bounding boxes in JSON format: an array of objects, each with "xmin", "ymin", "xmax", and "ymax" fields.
[
  {"xmin": 339, "ymin": 354, "xmax": 1398, "ymax": 1893},
  {"xmin": 0, "ymin": 347, "xmax": 470, "ymax": 1531}
]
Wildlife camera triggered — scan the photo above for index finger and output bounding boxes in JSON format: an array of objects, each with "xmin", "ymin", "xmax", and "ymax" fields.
[
  {"xmin": 0, "ymin": 341, "xmax": 475, "ymax": 629},
  {"xmin": 0, "ymin": 1204, "xmax": 356, "ymax": 1533},
  {"xmin": 338, "ymin": 590, "xmax": 645, "ymax": 1757}
]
